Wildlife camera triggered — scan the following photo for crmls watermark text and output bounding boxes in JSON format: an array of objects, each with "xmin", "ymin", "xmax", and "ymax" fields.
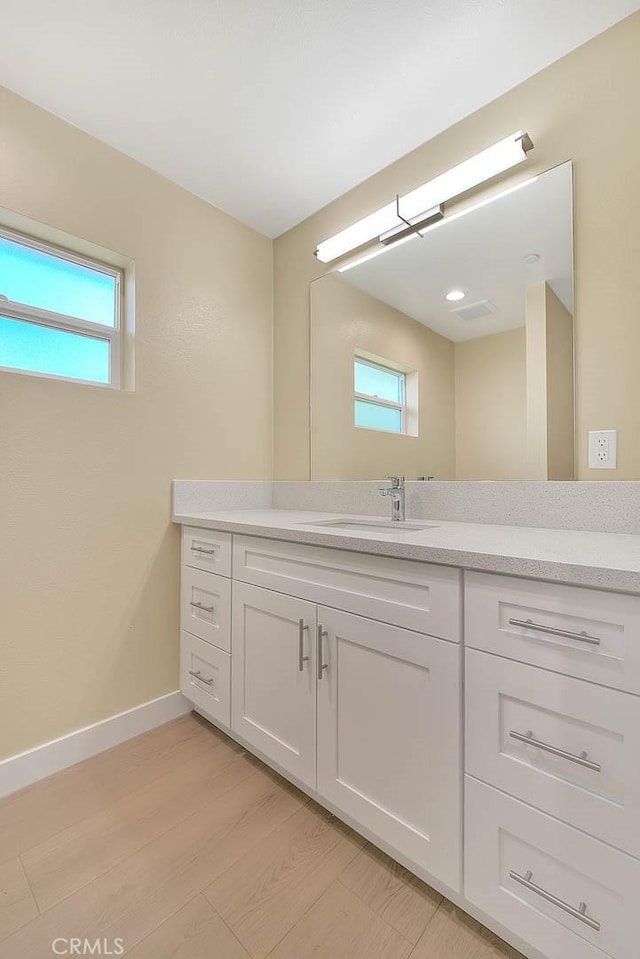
[{"xmin": 51, "ymin": 939, "xmax": 124, "ymax": 956}]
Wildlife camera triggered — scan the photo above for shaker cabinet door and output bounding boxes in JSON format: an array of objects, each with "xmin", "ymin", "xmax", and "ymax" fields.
[
  {"xmin": 231, "ymin": 581, "xmax": 317, "ymax": 789},
  {"xmin": 316, "ymin": 607, "xmax": 462, "ymax": 891}
]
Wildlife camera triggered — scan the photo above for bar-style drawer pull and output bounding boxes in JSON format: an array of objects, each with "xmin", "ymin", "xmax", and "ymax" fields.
[
  {"xmin": 190, "ymin": 601, "xmax": 214, "ymax": 613},
  {"xmin": 190, "ymin": 545, "xmax": 216, "ymax": 555},
  {"xmin": 510, "ymin": 729, "xmax": 601, "ymax": 772},
  {"xmin": 298, "ymin": 619, "xmax": 309, "ymax": 672},
  {"xmin": 509, "ymin": 617, "xmax": 601, "ymax": 646},
  {"xmin": 188, "ymin": 669, "xmax": 214, "ymax": 686},
  {"xmin": 509, "ymin": 869, "xmax": 601, "ymax": 932}
]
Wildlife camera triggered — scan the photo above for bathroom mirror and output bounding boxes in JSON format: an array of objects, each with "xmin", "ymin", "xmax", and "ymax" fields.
[{"xmin": 310, "ymin": 161, "xmax": 574, "ymax": 481}]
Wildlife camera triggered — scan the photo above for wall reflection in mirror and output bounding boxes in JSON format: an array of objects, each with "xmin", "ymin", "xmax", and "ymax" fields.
[{"xmin": 310, "ymin": 161, "xmax": 574, "ymax": 481}]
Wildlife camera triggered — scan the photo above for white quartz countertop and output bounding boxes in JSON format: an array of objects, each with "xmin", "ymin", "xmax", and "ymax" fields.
[{"xmin": 172, "ymin": 508, "xmax": 640, "ymax": 593}]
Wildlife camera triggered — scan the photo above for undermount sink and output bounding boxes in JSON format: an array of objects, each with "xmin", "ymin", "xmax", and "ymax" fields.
[{"xmin": 302, "ymin": 518, "xmax": 436, "ymax": 533}]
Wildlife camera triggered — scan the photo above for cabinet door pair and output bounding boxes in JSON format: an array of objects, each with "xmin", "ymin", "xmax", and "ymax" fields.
[{"xmin": 231, "ymin": 581, "xmax": 461, "ymax": 890}]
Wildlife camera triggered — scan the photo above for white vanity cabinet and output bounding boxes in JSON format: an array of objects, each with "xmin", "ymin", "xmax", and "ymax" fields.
[
  {"xmin": 179, "ymin": 526, "xmax": 233, "ymax": 727},
  {"xmin": 230, "ymin": 584, "xmax": 462, "ymax": 888},
  {"xmin": 180, "ymin": 528, "xmax": 463, "ymax": 894},
  {"xmin": 178, "ymin": 523, "xmax": 640, "ymax": 959},
  {"xmin": 464, "ymin": 571, "xmax": 640, "ymax": 959}
]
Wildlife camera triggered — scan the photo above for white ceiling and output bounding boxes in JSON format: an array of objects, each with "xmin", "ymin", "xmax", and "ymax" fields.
[
  {"xmin": 340, "ymin": 162, "xmax": 573, "ymax": 342},
  {"xmin": 0, "ymin": 1, "xmax": 638, "ymax": 237}
]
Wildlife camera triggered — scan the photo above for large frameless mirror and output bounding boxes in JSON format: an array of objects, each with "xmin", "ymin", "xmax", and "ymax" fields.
[{"xmin": 310, "ymin": 161, "xmax": 574, "ymax": 481}]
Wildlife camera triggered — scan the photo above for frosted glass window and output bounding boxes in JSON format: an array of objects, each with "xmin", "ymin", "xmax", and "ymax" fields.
[
  {"xmin": 355, "ymin": 360, "xmax": 404, "ymax": 404},
  {"xmin": 0, "ymin": 227, "xmax": 123, "ymax": 387},
  {"xmin": 354, "ymin": 355, "xmax": 406, "ymax": 434},
  {"xmin": 0, "ymin": 236, "xmax": 117, "ymax": 327},
  {"xmin": 355, "ymin": 399, "xmax": 403, "ymax": 432},
  {"xmin": 0, "ymin": 316, "xmax": 110, "ymax": 383}
]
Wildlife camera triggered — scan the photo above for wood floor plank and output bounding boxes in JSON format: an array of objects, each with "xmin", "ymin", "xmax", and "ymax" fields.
[
  {"xmin": 0, "ymin": 714, "xmax": 224, "ymax": 861},
  {"xmin": 22, "ymin": 737, "xmax": 254, "ymax": 910},
  {"xmin": 0, "ymin": 858, "xmax": 38, "ymax": 942},
  {"xmin": 339, "ymin": 843, "xmax": 442, "ymax": 944},
  {"xmin": 410, "ymin": 900, "xmax": 524, "ymax": 959},
  {"xmin": 267, "ymin": 881, "xmax": 413, "ymax": 959},
  {"xmin": 204, "ymin": 802, "xmax": 365, "ymax": 959},
  {"xmin": 124, "ymin": 894, "xmax": 250, "ymax": 959},
  {"xmin": 0, "ymin": 762, "xmax": 305, "ymax": 959}
]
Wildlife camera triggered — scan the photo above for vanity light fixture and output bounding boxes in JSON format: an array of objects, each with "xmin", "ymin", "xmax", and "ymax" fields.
[
  {"xmin": 315, "ymin": 131, "xmax": 533, "ymax": 264},
  {"xmin": 445, "ymin": 290, "xmax": 465, "ymax": 302}
]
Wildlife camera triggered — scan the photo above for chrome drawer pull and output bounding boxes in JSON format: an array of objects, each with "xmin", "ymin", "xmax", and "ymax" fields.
[
  {"xmin": 190, "ymin": 546, "xmax": 216, "ymax": 555},
  {"xmin": 317, "ymin": 624, "xmax": 328, "ymax": 679},
  {"xmin": 298, "ymin": 619, "xmax": 309, "ymax": 672},
  {"xmin": 509, "ymin": 618, "xmax": 601, "ymax": 646},
  {"xmin": 510, "ymin": 729, "xmax": 601, "ymax": 772},
  {"xmin": 509, "ymin": 869, "xmax": 601, "ymax": 932},
  {"xmin": 188, "ymin": 669, "xmax": 213, "ymax": 686},
  {"xmin": 190, "ymin": 601, "xmax": 214, "ymax": 613}
]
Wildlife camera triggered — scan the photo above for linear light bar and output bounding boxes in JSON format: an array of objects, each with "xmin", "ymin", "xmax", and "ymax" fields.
[{"xmin": 315, "ymin": 131, "xmax": 533, "ymax": 263}]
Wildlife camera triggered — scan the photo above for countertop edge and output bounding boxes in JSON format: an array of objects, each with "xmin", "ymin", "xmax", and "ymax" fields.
[{"xmin": 172, "ymin": 511, "xmax": 640, "ymax": 595}]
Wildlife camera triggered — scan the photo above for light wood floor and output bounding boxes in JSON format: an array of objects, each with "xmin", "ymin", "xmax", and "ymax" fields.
[{"xmin": 0, "ymin": 713, "xmax": 523, "ymax": 959}]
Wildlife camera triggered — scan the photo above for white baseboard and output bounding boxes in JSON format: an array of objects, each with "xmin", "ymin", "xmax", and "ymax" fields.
[{"xmin": 0, "ymin": 691, "xmax": 191, "ymax": 800}]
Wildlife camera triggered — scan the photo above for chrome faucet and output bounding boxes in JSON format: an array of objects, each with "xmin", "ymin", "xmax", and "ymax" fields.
[{"xmin": 378, "ymin": 476, "xmax": 406, "ymax": 522}]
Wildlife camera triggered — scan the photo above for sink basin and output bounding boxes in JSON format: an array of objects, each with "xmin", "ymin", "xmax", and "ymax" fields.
[{"xmin": 302, "ymin": 518, "xmax": 436, "ymax": 533}]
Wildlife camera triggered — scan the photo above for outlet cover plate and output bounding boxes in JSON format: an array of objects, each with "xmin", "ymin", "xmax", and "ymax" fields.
[{"xmin": 588, "ymin": 430, "xmax": 617, "ymax": 469}]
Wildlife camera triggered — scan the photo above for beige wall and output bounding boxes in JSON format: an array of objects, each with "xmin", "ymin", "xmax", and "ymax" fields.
[
  {"xmin": 0, "ymin": 88, "xmax": 273, "ymax": 760},
  {"xmin": 526, "ymin": 283, "xmax": 575, "ymax": 479},
  {"xmin": 454, "ymin": 329, "xmax": 527, "ymax": 480},
  {"xmin": 546, "ymin": 287, "xmax": 575, "ymax": 481},
  {"xmin": 525, "ymin": 283, "xmax": 550, "ymax": 479},
  {"xmin": 311, "ymin": 274, "xmax": 455, "ymax": 479},
  {"xmin": 273, "ymin": 11, "xmax": 640, "ymax": 480}
]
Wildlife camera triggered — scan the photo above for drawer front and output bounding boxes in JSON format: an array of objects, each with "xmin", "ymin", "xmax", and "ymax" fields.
[
  {"xmin": 466, "ymin": 649, "xmax": 640, "ymax": 855},
  {"xmin": 465, "ymin": 571, "xmax": 640, "ymax": 694},
  {"xmin": 233, "ymin": 535, "xmax": 461, "ymax": 640},
  {"xmin": 465, "ymin": 776, "xmax": 640, "ymax": 959},
  {"xmin": 182, "ymin": 526, "xmax": 232, "ymax": 576},
  {"xmin": 180, "ymin": 631, "xmax": 230, "ymax": 727},
  {"xmin": 181, "ymin": 567, "xmax": 231, "ymax": 651}
]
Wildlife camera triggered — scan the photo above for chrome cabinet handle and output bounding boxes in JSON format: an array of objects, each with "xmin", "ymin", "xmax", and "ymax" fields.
[
  {"xmin": 510, "ymin": 729, "xmax": 601, "ymax": 772},
  {"xmin": 190, "ymin": 601, "xmax": 214, "ymax": 613},
  {"xmin": 317, "ymin": 624, "xmax": 328, "ymax": 679},
  {"xmin": 188, "ymin": 669, "xmax": 213, "ymax": 686},
  {"xmin": 298, "ymin": 619, "xmax": 309, "ymax": 671},
  {"xmin": 509, "ymin": 618, "xmax": 601, "ymax": 646},
  {"xmin": 190, "ymin": 545, "xmax": 216, "ymax": 555},
  {"xmin": 509, "ymin": 870, "xmax": 601, "ymax": 932}
]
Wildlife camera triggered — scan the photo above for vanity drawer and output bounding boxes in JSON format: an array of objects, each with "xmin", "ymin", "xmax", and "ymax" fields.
[
  {"xmin": 232, "ymin": 535, "xmax": 461, "ymax": 640},
  {"xmin": 465, "ymin": 571, "xmax": 640, "ymax": 694},
  {"xmin": 182, "ymin": 526, "xmax": 232, "ymax": 577},
  {"xmin": 466, "ymin": 649, "xmax": 640, "ymax": 855},
  {"xmin": 181, "ymin": 567, "xmax": 231, "ymax": 651},
  {"xmin": 465, "ymin": 776, "xmax": 640, "ymax": 959},
  {"xmin": 180, "ymin": 631, "xmax": 230, "ymax": 727}
]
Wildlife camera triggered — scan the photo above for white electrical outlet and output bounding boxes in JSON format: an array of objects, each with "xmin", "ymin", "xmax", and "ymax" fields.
[{"xmin": 588, "ymin": 430, "xmax": 617, "ymax": 469}]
